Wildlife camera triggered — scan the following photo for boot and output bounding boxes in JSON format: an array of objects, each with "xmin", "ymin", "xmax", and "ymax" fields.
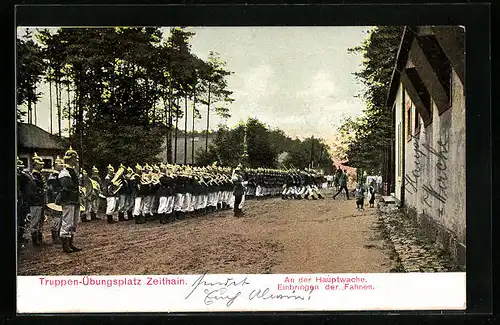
[
  {"xmin": 107, "ymin": 215, "xmax": 117, "ymax": 224},
  {"xmin": 160, "ymin": 213, "xmax": 168, "ymax": 224},
  {"xmin": 51, "ymin": 230, "xmax": 61, "ymax": 244},
  {"xmin": 127, "ymin": 211, "xmax": 134, "ymax": 220},
  {"xmin": 69, "ymin": 236, "xmax": 82, "ymax": 252},
  {"xmin": 31, "ymin": 232, "xmax": 40, "ymax": 247},
  {"xmin": 81, "ymin": 214, "xmax": 88, "ymax": 222},
  {"xmin": 38, "ymin": 231, "xmax": 43, "ymax": 245},
  {"xmin": 118, "ymin": 212, "xmax": 125, "ymax": 222},
  {"xmin": 61, "ymin": 237, "xmax": 73, "ymax": 253},
  {"xmin": 90, "ymin": 211, "xmax": 97, "ymax": 221}
]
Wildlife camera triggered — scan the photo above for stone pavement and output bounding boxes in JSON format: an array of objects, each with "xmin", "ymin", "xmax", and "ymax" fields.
[{"xmin": 377, "ymin": 203, "xmax": 464, "ymax": 273}]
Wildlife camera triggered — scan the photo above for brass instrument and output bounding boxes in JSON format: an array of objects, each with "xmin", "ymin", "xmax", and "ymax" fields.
[
  {"xmin": 140, "ymin": 172, "xmax": 153, "ymax": 186},
  {"xmin": 109, "ymin": 165, "xmax": 126, "ymax": 195}
]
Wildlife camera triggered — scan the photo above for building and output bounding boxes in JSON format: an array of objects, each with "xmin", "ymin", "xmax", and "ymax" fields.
[
  {"xmin": 387, "ymin": 26, "xmax": 465, "ymax": 266},
  {"xmin": 17, "ymin": 123, "xmax": 66, "ymax": 170}
]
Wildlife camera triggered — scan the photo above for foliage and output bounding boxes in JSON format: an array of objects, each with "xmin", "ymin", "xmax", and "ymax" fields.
[
  {"xmin": 21, "ymin": 27, "xmax": 234, "ymax": 170},
  {"xmin": 336, "ymin": 26, "xmax": 404, "ymax": 174},
  {"xmin": 16, "ymin": 30, "xmax": 46, "ymax": 122},
  {"xmin": 196, "ymin": 118, "xmax": 335, "ymax": 173}
]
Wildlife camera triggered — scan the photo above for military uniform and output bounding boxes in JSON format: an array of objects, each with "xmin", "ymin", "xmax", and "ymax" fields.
[
  {"xmin": 90, "ymin": 166, "xmax": 102, "ymax": 220},
  {"xmin": 231, "ymin": 164, "xmax": 246, "ymax": 217},
  {"xmin": 58, "ymin": 146, "xmax": 83, "ymax": 253},
  {"xmin": 26, "ymin": 153, "xmax": 46, "ymax": 246},
  {"xmin": 103, "ymin": 165, "xmax": 118, "ymax": 224},
  {"xmin": 46, "ymin": 156, "xmax": 64, "ymax": 243},
  {"xmin": 16, "ymin": 157, "xmax": 31, "ymax": 243}
]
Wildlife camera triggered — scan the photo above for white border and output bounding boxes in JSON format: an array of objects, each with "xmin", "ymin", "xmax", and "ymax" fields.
[{"xmin": 17, "ymin": 272, "xmax": 466, "ymax": 313}]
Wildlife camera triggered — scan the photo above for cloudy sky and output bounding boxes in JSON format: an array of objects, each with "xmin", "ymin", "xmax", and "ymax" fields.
[{"xmin": 18, "ymin": 26, "xmax": 372, "ymax": 147}]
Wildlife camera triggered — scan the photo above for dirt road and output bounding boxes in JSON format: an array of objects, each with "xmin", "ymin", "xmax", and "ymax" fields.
[{"xmin": 17, "ymin": 192, "xmax": 392, "ymax": 275}]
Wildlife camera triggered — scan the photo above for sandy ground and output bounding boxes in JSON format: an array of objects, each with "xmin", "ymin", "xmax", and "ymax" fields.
[{"xmin": 17, "ymin": 190, "xmax": 392, "ymax": 275}]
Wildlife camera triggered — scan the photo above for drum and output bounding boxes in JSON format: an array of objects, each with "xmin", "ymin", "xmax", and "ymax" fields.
[{"xmin": 46, "ymin": 202, "xmax": 85, "ymax": 213}]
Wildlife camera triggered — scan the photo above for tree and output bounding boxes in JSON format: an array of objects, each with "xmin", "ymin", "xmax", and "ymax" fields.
[
  {"xmin": 337, "ymin": 26, "xmax": 404, "ymax": 175},
  {"xmin": 17, "ymin": 30, "xmax": 45, "ymax": 123}
]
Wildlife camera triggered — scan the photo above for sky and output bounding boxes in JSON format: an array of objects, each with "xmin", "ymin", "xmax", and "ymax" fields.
[{"xmin": 17, "ymin": 26, "xmax": 372, "ymax": 148}]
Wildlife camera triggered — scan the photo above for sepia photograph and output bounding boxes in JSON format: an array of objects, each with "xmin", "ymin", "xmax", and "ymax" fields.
[{"xmin": 16, "ymin": 25, "xmax": 466, "ymax": 277}]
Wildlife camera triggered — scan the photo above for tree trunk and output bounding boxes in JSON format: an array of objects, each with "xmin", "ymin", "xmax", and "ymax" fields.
[
  {"xmin": 27, "ymin": 100, "xmax": 32, "ymax": 124},
  {"xmin": 184, "ymin": 92, "xmax": 188, "ymax": 165},
  {"xmin": 174, "ymin": 97, "xmax": 178, "ymax": 164},
  {"xmin": 67, "ymin": 83, "xmax": 71, "ymax": 136},
  {"xmin": 49, "ymin": 79, "xmax": 53, "ymax": 133},
  {"xmin": 191, "ymin": 89, "xmax": 196, "ymax": 165},
  {"xmin": 206, "ymin": 80, "xmax": 210, "ymax": 152},
  {"xmin": 56, "ymin": 80, "xmax": 62, "ymax": 137},
  {"xmin": 34, "ymin": 86, "xmax": 37, "ymax": 126}
]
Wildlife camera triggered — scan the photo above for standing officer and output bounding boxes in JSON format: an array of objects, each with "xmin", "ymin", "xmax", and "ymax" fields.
[
  {"xmin": 58, "ymin": 146, "xmax": 82, "ymax": 253},
  {"xmin": 231, "ymin": 164, "xmax": 246, "ymax": 217},
  {"xmin": 333, "ymin": 169, "xmax": 350, "ymax": 200},
  {"xmin": 26, "ymin": 153, "xmax": 46, "ymax": 247}
]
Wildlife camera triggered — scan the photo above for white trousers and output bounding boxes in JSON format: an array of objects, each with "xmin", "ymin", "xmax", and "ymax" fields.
[
  {"xmin": 60, "ymin": 205, "xmax": 80, "ymax": 238},
  {"xmin": 106, "ymin": 197, "xmax": 117, "ymax": 215},
  {"xmin": 157, "ymin": 196, "xmax": 175, "ymax": 214}
]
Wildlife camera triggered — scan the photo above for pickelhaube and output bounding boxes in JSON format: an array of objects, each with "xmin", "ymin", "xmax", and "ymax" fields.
[
  {"xmin": 107, "ymin": 164, "xmax": 114, "ymax": 173},
  {"xmin": 32, "ymin": 152, "xmax": 44, "ymax": 166},
  {"xmin": 92, "ymin": 165, "xmax": 99, "ymax": 174},
  {"xmin": 153, "ymin": 165, "xmax": 160, "ymax": 173},
  {"xmin": 55, "ymin": 156, "xmax": 64, "ymax": 166},
  {"xmin": 17, "ymin": 156, "xmax": 25, "ymax": 169},
  {"xmin": 127, "ymin": 166, "xmax": 133, "ymax": 175},
  {"xmin": 135, "ymin": 163, "xmax": 142, "ymax": 173},
  {"xmin": 144, "ymin": 163, "xmax": 152, "ymax": 172},
  {"xmin": 63, "ymin": 146, "xmax": 79, "ymax": 160},
  {"xmin": 82, "ymin": 169, "xmax": 88, "ymax": 176}
]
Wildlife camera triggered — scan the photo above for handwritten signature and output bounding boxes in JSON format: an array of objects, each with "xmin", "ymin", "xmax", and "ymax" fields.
[{"xmin": 185, "ymin": 271, "xmax": 313, "ymax": 307}]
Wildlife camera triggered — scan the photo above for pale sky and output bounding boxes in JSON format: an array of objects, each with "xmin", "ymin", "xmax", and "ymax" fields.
[{"xmin": 17, "ymin": 26, "xmax": 371, "ymax": 147}]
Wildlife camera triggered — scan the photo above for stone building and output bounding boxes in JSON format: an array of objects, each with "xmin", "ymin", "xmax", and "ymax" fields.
[{"xmin": 386, "ymin": 26, "xmax": 465, "ymax": 266}]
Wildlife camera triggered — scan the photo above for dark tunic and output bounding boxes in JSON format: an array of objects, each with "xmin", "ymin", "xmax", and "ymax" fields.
[
  {"xmin": 26, "ymin": 170, "xmax": 46, "ymax": 207},
  {"xmin": 58, "ymin": 167, "xmax": 79, "ymax": 206},
  {"xmin": 46, "ymin": 171, "xmax": 62, "ymax": 204}
]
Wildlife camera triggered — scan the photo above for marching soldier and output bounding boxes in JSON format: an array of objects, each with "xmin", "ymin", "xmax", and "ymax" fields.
[
  {"xmin": 89, "ymin": 166, "xmax": 102, "ymax": 220},
  {"xmin": 132, "ymin": 164, "xmax": 145, "ymax": 223},
  {"xmin": 58, "ymin": 146, "xmax": 83, "ymax": 253},
  {"xmin": 150, "ymin": 165, "xmax": 162, "ymax": 220},
  {"xmin": 46, "ymin": 156, "xmax": 64, "ymax": 244},
  {"xmin": 125, "ymin": 166, "xmax": 136, "ymax": 220},
  {"xmin": 17, "ymin": 157, "xmax": 31, "ymax": 244},
  {"xmin": 158, "ymin": 163, "xmax": 175, "ymax": 224},
  {"xmin": 103, "ymin": 164, "xmax": 118, "ymax": 224},
  {"xmin": 115, "ymin": 163, "xmax": 129, "ymax": 222},
  {"xmin": 140, "ymin": 164, "xmax": 154, "ymax": 222},
  {"xmin": 26, "ymin": 153, "xmax": 46, "ymax": 247}
]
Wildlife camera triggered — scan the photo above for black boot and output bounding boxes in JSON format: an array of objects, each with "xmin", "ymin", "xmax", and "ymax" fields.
[
  {"xmin": 160, "ymin": 213, "xmax": 168, "ymax": 224},
  {"xmin": 61, "ymin": 237, "xmax": 73, "ymax": 253},
  {"xmin": 31, "ymin": 232, "xmax": 40, "ymax": 247},
  {"xmin": 38, "ymin": 231, "xmax": 43, "ymax": 245},
  {"xmin": 127, "ymin": 211, "xmax": 134, "ymax": 220},
  {"xmin": 118, "ymin": 212, "xmax": 125, "ymax": 222},
  {"xmin": 69, "ymin": 236, "xmax": 82, "ymax": 252},
  {"xmin": 51, "ymin": 230, "xmax": 61, "ymax": 244},
  {"xmin": 107, "ymin": 215, "xmax": 117, "ymax": 224},
  {"xmin": 81, "ymin": 214, "xmax": 88, "ymax": 222},
  {"xmin": 90, "ymin": 211, "xmax": 97, "ymax": 221}
]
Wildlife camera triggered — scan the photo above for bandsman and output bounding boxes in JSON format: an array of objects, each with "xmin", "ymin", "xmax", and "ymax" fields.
[
  {"xmin": 17, "ymin": 157, "xmax": 31, "ymax": 244},
  {"xmin": 89, "ymin": 166, "xmax": 102, "ymax": 220},
  {"xmin": 46, "ymin": 156, "xmax": 64, "ymax": 244},
  {"xmin": 125, "ymin": 166, "xmax": 136, "ymax": 220},
  {"xmin": 103, "ymin": 164, "xmax": 118, "ymax": 224},
  {"xmin": 115, "ymin": 163, "xmax": 129, "ymax": 222},
  {"xmin": 58, "ymin": 146, "xmax": 82, "ymax": 253}
]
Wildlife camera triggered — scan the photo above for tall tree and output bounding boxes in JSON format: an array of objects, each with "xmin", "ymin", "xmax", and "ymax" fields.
[
  {"xmin": 336, "ymin": 26, "xmax": 404, "ymax": 174},
  {"xmin": 16, "ymin": 30, "xmax": 45, "ymax": 123}
]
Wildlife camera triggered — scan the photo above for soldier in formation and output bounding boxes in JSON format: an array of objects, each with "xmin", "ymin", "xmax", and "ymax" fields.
[
  {"xmin": 17, "ymin": 157, "xmax": 31, "ymax": 245},
  {"xmin": 46, "ymin": 156, "xmax": 64, "ymax": 244},
  {"xmin": 26, "ymin": 153, "xmax": 46, "ymax": 246}
]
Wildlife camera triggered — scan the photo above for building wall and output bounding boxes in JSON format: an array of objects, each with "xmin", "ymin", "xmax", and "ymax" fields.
[
  {"xmin": 394, "ymin": 84, "xmax": 404, "ymax": 201},
  {"xmin": 398, "ymin": 65, "xmax": 466, "ymax": 264},
  {"xmin": 18, "ymin": 148, "xmax": 64, "ymax": 170}
]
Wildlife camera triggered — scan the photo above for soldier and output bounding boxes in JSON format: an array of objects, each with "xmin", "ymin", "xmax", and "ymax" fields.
[
  {"xmin": 131, "ymin": 164, "xmax": 144, "ymax": 223},
  {"xmin": 58, "ymin": 146, "xmax": 83, "ymax": 253},
  {"xmin": 231, "ymin": 164, "xmax": 246, "ymax": 217},
  {"xmin": 125, "ymin": 166, "xmax": 136, "ymax": 220},
  {"xmin": 158, "ymin": 163, "xmax": 174, "ymax": 224},
  {"xmin": 80, "ymin": 169, "xmax": 93, "ymax": 222},
  {"xmin": 26, "ymin": 153, "xmax": 46, "ymax": 247},
  {"xmin": 89, "ymin": 166, "xmax": 102, "ymax": 220},
  {"xmin": 115, "ymin": 164, "xmax": 129, "ymax": 222},
  {"xmin": 17, "ymin": 157, "xmax": 31, "ymax": 244},
  {"xmin": 46, "ymin": 156, "xmax": 64, "ymax": 244},
  {"xmin": 137, "ymin": 164, "xmax": 153, "ymax": 224},
  {"xmin": 103, "ymin": 165, "xmax": 118, "ymax": 224}
]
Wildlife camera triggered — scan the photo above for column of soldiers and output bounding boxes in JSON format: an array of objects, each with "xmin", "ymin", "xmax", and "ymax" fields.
[{"xmin": 240, "ymin": 168, "xmax": 326, "ymax": 200}]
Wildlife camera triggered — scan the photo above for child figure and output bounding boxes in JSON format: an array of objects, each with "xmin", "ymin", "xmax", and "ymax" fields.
[
  {"xmin": 355, "ymin": 183, "xmax": 365, "ymax": 210},
  {"xmin": 368, "ymin": 181, "xmax": 376, "ymax": 208}
]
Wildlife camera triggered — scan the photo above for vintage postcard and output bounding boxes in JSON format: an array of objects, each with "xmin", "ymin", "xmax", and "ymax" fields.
[{"xmin": 15, "ymin": 25, "xmax": 466, "ymax": 313}]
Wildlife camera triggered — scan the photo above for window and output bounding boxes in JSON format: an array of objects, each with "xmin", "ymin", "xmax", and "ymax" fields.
[
  {"xmin": 406, "ymin": 97, "xmax": 412, "ymax": 142},
  {"xmin": 414, "ymin": 105, "xmax": 421, "ymax": 134},
  {"xmin": 42, "ymin": 158, "xmax": 53, "ymax": 169}
]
